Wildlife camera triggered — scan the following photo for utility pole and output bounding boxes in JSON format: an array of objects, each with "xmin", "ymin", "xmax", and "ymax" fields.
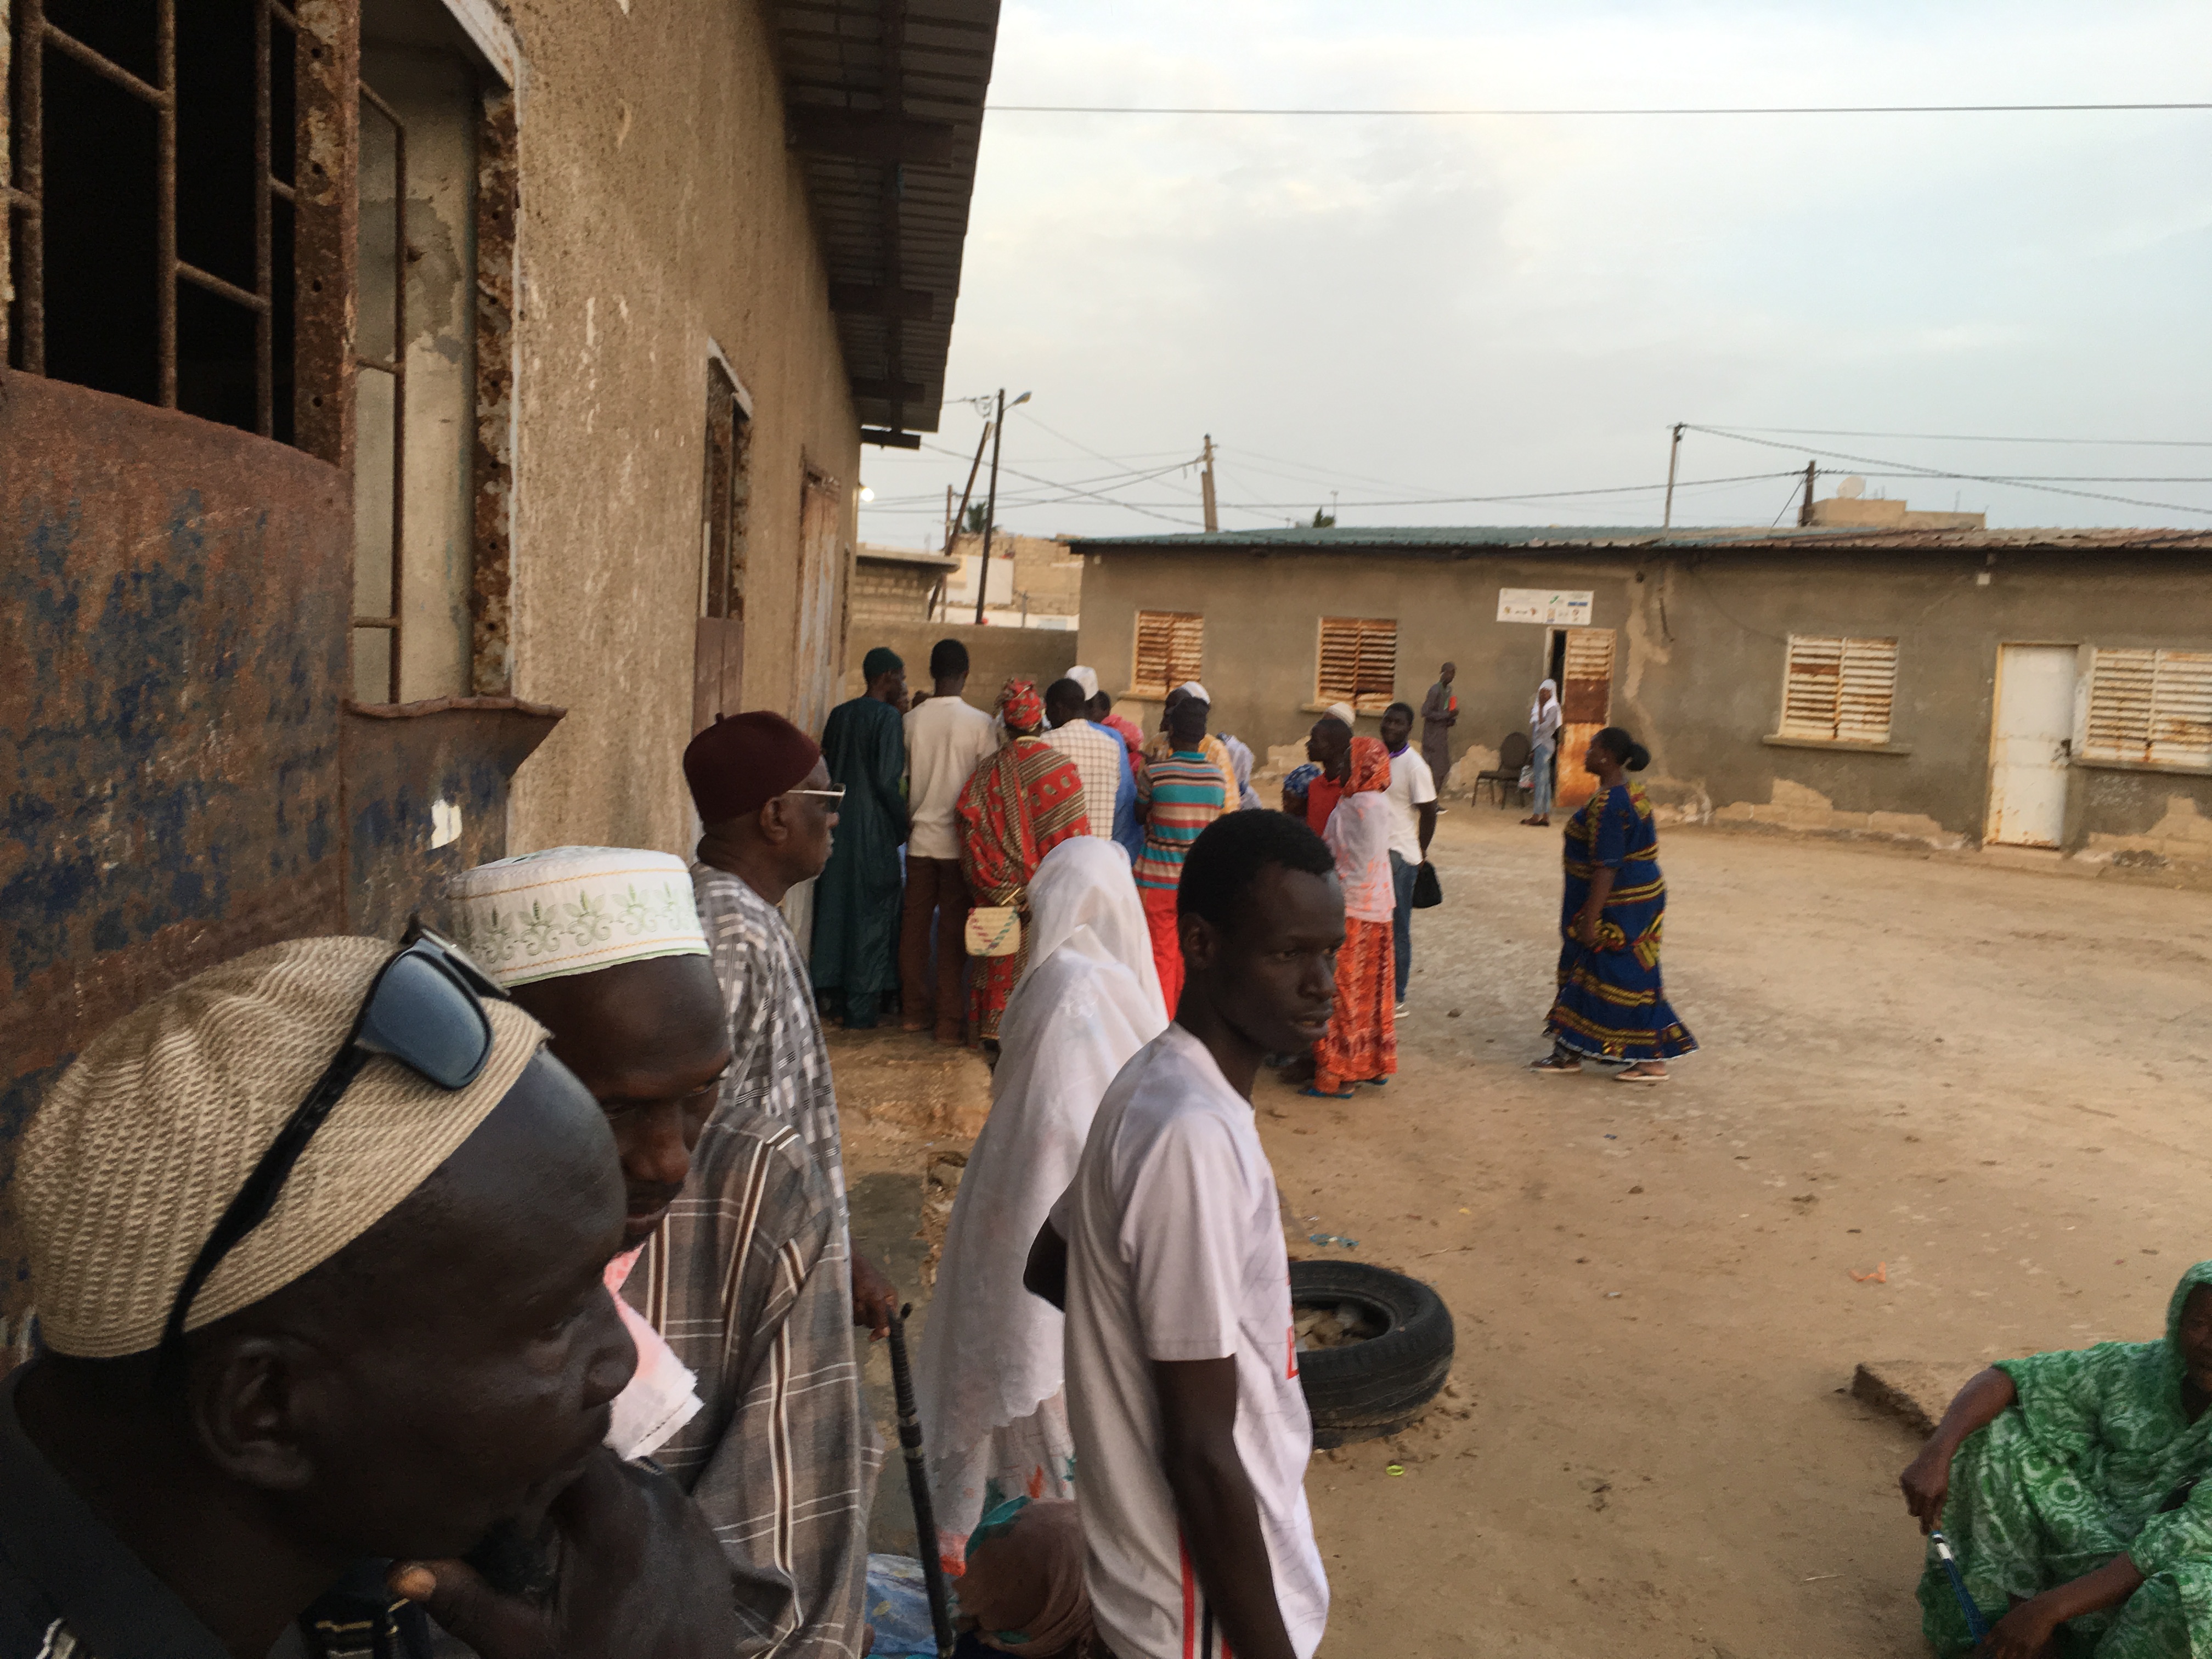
[
  {"xmin": 1797, "ymin": 459, "xmax": 1818, "ymax": 527},
  {"xmin": 975, "ymin": 388, "xmax": 1008, "ymax": 625},
  {"xmin": 1200, "ymin": 434, "xmax": 1218, "ymax": 533},
  {"xmin": 1662, "ymin": 423, "xmax": 1684, "ymax": 529},
  {"xmin": 944, "ymin": 420, "xmax": 991, "ymax": 558},
  {"xmin": 943, "ymin": 485, "xmax": 954, "ymax": 551}
]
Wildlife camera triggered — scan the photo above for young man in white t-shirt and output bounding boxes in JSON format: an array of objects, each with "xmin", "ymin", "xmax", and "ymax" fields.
[
  {"xmin": 1025, "ymin": 811, "xmax": 1342, "ymax": 1659},
  {"xmin": 899, "ymin": 638, "xmax": 1000, "ymax": 1043},
  {"xmin": 1378, "ymin": 699, "xmax": 1438, "ymax": 1017}
]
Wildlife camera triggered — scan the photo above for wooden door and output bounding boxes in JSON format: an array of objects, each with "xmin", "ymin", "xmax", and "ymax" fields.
[
  {"xmin": 793, "ymin": 471, "xmax": 844, "ymax": 738},
  {"xmin": 692, "ymin": 363, "xmax": 747, "ymax": 734},
  {"xmin": 1554, "ymin": 628, "xmax": 1616, "ymax": 811}
]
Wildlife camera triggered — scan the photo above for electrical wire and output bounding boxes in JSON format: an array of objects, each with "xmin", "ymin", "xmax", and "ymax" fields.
[
  {"xmin": 917, "ymin": 440, "xmax": 1201, "ymax": 527},
  {"xmin": 986, "ymin": 100, "xmax": 2212, "ymax": 117},
  {"xmin": 1683, "ymin": 426, "xmax": 2212, "ymax": 516},
  {"xmin": 1685, "ymin": 424, "xmax": 2212, "ymax": 447}
]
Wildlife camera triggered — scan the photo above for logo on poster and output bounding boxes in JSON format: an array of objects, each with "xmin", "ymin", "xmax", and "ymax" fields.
[{"xmin": 1497, "ymin": 588, "xmax": 1594, "ymax": 626}]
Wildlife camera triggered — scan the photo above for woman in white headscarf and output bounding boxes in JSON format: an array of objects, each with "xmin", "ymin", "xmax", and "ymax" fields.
[
  {"xmin": 915, "ymin": 838, "xmax": 1167, "ymax": 1578},
  {"xmin": 1526, "ymin": 677, "xmax": 1563, "ymax": 827}
]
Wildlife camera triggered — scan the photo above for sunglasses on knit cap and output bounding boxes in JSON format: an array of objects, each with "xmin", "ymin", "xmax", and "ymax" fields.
[{"xmin": 159, "ymin": 921, "xmax": 508, "ymax": 1359}]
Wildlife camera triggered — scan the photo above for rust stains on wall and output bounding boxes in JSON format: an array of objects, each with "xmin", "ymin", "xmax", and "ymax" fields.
[
  {"xmin": 0, "ymin": 370, "xmax": 353, "ymax": 1318},
  {"xmin": 293, "ymin": 0, "xmax": 360, "ymax": 470},
  {"xmin": 470, "ymin": 86, "xmax": 518, "ymax": 696}
]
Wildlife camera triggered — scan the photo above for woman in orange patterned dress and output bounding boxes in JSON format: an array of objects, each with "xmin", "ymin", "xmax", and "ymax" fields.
[
  {"xmin": 1307, "ymin": 735, "xmax": 1397, "ymax": 1097},
  {"xmin": 956, "ymin": 679, "xmax": 1091, "ymax": 1045}
]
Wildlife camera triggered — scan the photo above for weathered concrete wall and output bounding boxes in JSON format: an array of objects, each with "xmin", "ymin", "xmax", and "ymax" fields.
[
  {"xmin": 850, "ymin": 555, "xmax": 948, "ymax": 631},
  {"xmin": 1078, "ymin": 544, "xmax": 2212, "ymax": 853},
  {"xmin": 0, "ymin": 372, "xmax": 353, "ymax": 1330},
  {"xmin": 496, "ymin": 0, "xmax": 861, "ymax": 857},
  {"xmin": 839, "ymin": 622, "xmax": 1078, "ymax": 707}
]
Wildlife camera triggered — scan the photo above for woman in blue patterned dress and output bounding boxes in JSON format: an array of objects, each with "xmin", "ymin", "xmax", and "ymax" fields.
[{"xmin": 1530, "ymin": 726, "xmax": 1697, "ymax": 1081}]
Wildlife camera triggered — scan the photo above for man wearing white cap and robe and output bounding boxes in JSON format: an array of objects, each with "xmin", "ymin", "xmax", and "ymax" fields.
[
  {"xmin": 1071, "ymin": 664, "xmax": 1142, "ymax": 782},
  {"xmin": 444, "ymin": 846, "xmax": 877, "ymax": 1659}
]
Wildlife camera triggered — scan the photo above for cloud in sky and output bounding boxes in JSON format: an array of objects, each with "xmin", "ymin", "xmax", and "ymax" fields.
[{"xmin": 859, "ymin": 1, "xmax": 2212, "ymax": 543}]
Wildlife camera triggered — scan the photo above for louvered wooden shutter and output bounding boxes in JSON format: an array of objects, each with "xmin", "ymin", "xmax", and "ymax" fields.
[
  {"xmin": 1316, "ymin": 617, "xmax": 1398, "ymax": 712},
  {"xmin": 1132, "ymin": 610, "xmax": 1203, "ymax": 699},
  {"xmin": 1560, "ymin": 628, "xmax": 1615, "ymax": 724},
  {"xmin": 1780, "ymin": 635, "xmax": 1896, "ymax": 743},
  {"xmin": 2084, "ymin": 648, "xmax": 2212, "ymax": 769}
]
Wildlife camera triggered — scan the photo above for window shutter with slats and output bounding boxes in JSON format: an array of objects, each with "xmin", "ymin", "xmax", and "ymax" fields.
[
  {"xmin": 2085, "ymin": 648, "xmax": 2212, "ymax": 770},
  {"xmin": 1778, "ymin": 634, "xmax": 1896, "ymax": 743},
  {"xmin": 1131, "ymin": 610, "xmax": 1204, "ymax": 700},
  {"xmin": 1315, "ymin": 617, "xmax": 1398, "ymax": 713}
]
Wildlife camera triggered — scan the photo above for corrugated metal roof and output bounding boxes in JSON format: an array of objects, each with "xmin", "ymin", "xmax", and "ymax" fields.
[
  {"xmin": 771, "ymin": 0, "xmax": 1000, "ymax": 437},
  {"xmin": 1071, "ymin": 523, "xmax": 2212, "ymax": 554}
]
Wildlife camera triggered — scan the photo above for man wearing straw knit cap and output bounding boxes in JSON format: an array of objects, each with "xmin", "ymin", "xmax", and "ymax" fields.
[
  {"xmin": 0, "ymin": 934, "xmax": 735, "ymax": 1657},
  {"xmin": 444, "ymin": 846, "xmax": 877, "ymax": 1659}
]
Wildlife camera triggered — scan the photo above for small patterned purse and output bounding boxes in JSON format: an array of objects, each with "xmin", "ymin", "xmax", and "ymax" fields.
[{"xmin": 964, "ymin": 905, "xmax": 1023, "ymax": 957}]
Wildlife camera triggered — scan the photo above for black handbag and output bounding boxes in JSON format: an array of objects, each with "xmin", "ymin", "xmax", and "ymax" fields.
[{"xmin": 1410, "ymin": 860, "xmax": 1443, "ymax": 909}]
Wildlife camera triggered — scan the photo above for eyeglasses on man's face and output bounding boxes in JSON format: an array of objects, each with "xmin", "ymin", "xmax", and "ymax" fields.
[{"xmin": 787, "ymin": 785, "xmax": 845, "ymax": 806}]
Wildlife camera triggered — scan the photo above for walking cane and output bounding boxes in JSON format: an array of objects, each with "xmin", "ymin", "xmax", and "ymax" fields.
[
  {"xmin": 887, "ymin": 1302, "xmax": 958, "ymax": 1658},
  {"xmin": 1929, "ymin": 1530, "xmax": 1990, "ymax": 1644}
]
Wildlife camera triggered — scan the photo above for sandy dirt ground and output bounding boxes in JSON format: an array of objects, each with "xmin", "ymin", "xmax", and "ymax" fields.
[{"xmin": 835, "ymin": 808, "xmax": 2212, "ymax": 1658}]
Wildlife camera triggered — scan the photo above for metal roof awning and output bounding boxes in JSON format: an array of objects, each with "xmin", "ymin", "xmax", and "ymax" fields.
[
  {"xmin": 1071, "ymin": 524, "xmax": 2212, "ymax": 556},
  {"xmin": 772, "ymin": 0, "xmax": 1000, "ymax": 444}
]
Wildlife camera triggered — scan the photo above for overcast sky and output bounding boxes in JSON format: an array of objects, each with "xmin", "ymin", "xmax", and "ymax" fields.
[{"xmin": 857, "ymin": 1, "xmax": 2212, "ymax": 546}]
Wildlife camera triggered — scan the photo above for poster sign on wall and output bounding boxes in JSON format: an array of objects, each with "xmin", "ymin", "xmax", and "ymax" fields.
[{"xmin": 1497, "ymin": 588, "xmax": 1594, "ymax": 625}]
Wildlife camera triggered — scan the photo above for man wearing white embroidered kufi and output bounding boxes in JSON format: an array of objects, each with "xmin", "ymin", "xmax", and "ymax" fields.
[
  {"xmin": 915, "ymin": 837, "xmax": 1169, "ymax": 1571},
  {"xmin": 445, "ymin": 847, "xmax": 876, "ymax": 1659}
]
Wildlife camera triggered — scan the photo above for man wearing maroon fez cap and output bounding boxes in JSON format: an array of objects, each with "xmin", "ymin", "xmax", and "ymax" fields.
[
  {"xmin": 685, "ymin": 708, "xmax": 901, "ymax": 1326},
  {"xmin": 682, "ymin": 710, "xmax": 825, "ymax": 824}
]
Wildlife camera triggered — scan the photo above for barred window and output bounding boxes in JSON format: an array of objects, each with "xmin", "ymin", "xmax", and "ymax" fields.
[
  {"xmin": 1778, "ymin": 634, "xmax": 1898, "ymax": 744},
  {"xmin": 1131, "ymin": 610, "xmax": 1204, "ymax": 699},
  {"xmin": 1316, "ymin": 616, "xmax": 1399, "ymax": 714},
  {"xmin": 2083, "ymin": 648, "xmax": 2212, "ymax": 771}
]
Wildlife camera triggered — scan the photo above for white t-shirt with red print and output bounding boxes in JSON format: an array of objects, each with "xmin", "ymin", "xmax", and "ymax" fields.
[{"xmin": 1053, "ymin": 1024, "xmax": 1328, "ymax": 1659}]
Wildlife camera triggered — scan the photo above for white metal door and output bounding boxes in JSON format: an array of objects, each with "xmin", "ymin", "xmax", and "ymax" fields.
[{"xmin": 1985, "ymin": 645, "xmax": 2076, "ymax": 847}]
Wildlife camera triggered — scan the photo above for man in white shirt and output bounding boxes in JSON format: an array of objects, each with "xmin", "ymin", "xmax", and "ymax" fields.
[
  {"xmin": 1026, "ymin": 811, "xmax": 1341, "ymax": 1659},
  {"xmin": 1378, "ymin": 700, "xmax": 1438, "ymax": 1015},
  {"xmin": 900, "ymin": 638, "xmax": 1000, "ymax": 1043}
]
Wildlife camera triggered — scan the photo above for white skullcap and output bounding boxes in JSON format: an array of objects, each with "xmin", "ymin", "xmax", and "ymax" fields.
[
  {"xmin": 1325, "ymin": 701, "xmax": 1357, "ymax": 728},
  {"xmin": 1176, "ymin": 680, "xmax": 1211, "ymax": 704},
  {"xmin": 22, "ymin": 936, "xmax": 547, "ymax": 1356},
  {"xmin": 1067, "ymin": 665, "xmax": 1101, "ymax": 700},
  {"xmin": 443, "ymin": 847, "xmax": 707, "ymax": 988}
]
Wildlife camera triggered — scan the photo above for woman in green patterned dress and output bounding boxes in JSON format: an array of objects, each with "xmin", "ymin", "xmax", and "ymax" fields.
[{"xmin": 1901, "ymin": 1261, "xmax": 2212, "ymax": 1657}]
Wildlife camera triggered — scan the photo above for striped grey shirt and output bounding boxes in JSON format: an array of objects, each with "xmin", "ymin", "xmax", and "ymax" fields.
[{"xmin": 624, "ymin": 1109, "xmax": 880, "ymax": 1658}]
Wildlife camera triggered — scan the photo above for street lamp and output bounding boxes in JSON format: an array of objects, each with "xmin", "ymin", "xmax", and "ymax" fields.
[{"xmin": 974, "ymin": 389, "xmax": 1032, "ymax": 625}]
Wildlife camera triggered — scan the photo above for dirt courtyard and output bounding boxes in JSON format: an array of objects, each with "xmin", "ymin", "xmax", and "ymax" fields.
[{"xmin": 837, "ymin": 807, "xmax": 2212, "ymax": 1659}]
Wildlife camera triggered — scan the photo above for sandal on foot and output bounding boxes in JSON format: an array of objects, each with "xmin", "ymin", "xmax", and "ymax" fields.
[
  {"xmin": 1528, "ymin": 1056, "xmax": 1582, "ymax": 1075},
  {"xmin": 1616, "ymin": 1065, "xmax": 1670, "ymax": 1084},
  {"xmin": 1361, "ymin": 1076, "xmax": 1389, "ymax": 1087},
  {"xmin": 1299, "ymin": 1085, "xmax": 1358, "ymax": 1099}
]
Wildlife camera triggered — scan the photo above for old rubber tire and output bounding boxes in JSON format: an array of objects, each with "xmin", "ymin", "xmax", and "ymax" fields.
[{"xmin": 1291, "ymin": 1259, "xmax": 1454, "ymax": 1447}]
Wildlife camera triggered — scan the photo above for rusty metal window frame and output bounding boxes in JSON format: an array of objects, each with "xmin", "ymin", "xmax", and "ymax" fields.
[
  {"xmin": 351, "ymin": 78, "xmax": 405, "ymax": 704},
  {"xmin": 5, "ymin": 0, "xmax": 298, "ymax": 436}
]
